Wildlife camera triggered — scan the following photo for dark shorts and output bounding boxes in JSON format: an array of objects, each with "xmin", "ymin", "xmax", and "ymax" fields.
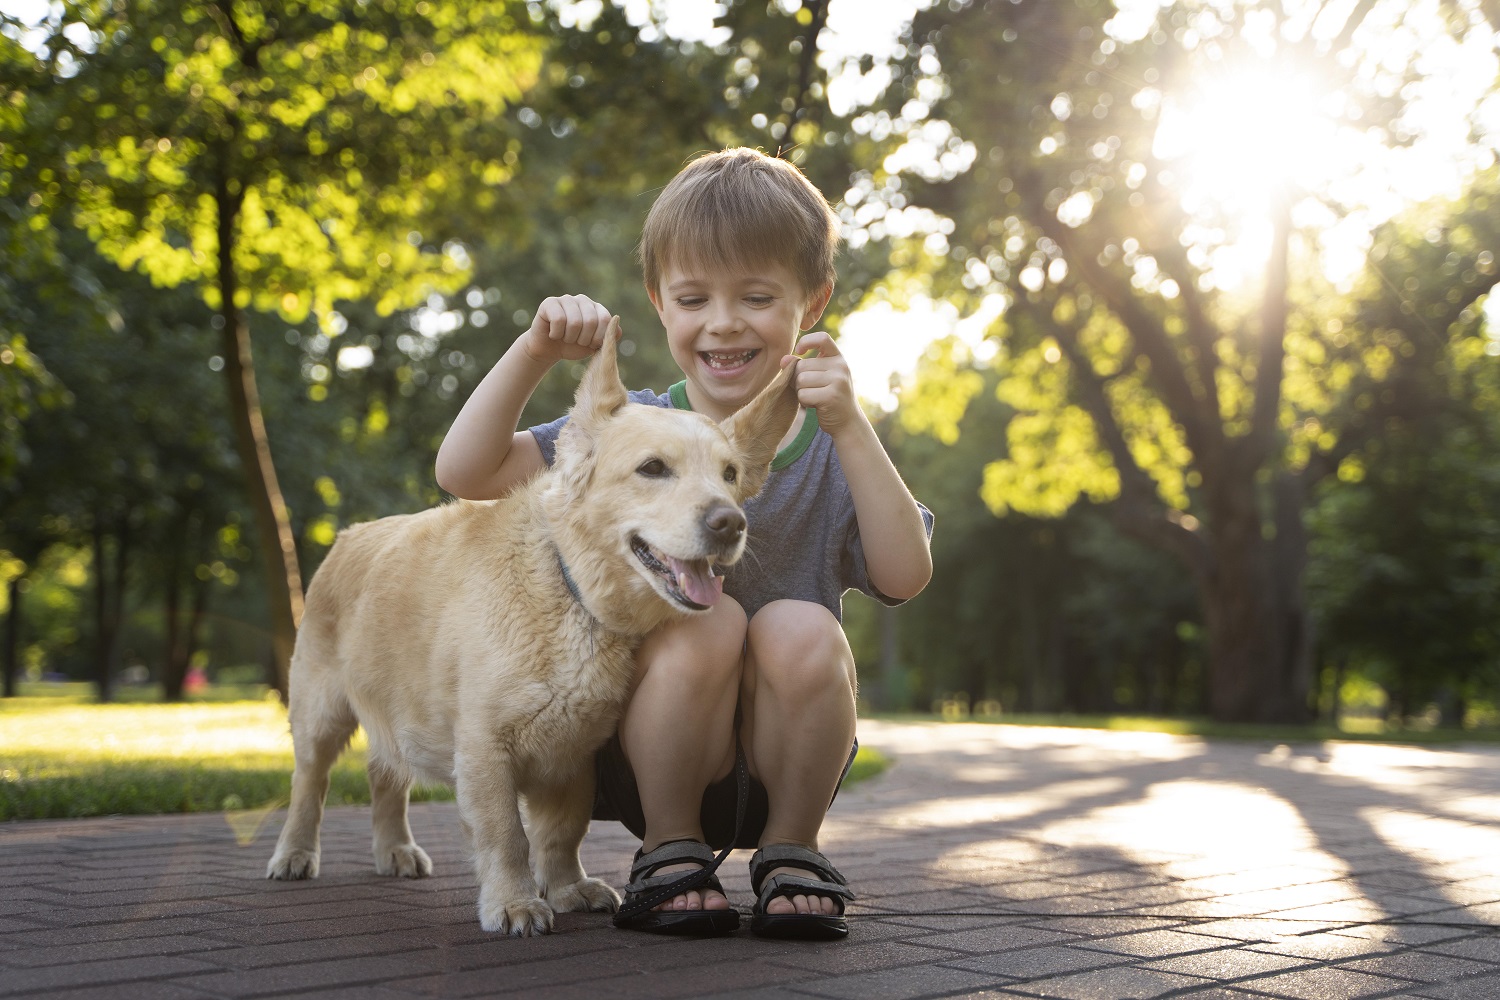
[{"xmin": 591, "ymin": 733, "xmax": 860, "ymax": 850}]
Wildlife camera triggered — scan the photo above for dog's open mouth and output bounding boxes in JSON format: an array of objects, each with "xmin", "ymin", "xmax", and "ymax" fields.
[{"xmin": 631, "ymin": 536, "xmax": 723, "ymax": 610}]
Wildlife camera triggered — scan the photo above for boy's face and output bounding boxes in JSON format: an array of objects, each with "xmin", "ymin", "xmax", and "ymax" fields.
[{"xmin": 648, "ymin": 259, "xmax": 831, "ymax": 423}]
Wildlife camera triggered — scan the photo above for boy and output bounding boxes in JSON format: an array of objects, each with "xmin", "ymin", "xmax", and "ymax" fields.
[{"xmin": 435, "ymin": 148, "xmax": 933, "ymax": 939}]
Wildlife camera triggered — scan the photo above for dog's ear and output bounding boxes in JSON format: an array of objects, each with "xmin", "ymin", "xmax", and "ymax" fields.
[
  {"xmin": 570, "ymin": 317, "xmax": 628, "ymax": 431},
  {"xmin": 550, "ymin": 319, "xmax": 627, "ymax": 507},
  {"xmin": 721, "ymin": 357, "xmax": 801, "ymax": 499}
]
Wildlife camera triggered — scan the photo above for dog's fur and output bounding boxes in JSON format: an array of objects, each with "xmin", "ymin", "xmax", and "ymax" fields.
[{"xmin": 266, "ymin": 323, "xmax": 800, "ymax": 935}]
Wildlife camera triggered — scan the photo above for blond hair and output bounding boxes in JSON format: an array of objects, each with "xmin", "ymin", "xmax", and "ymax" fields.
[{"xmin": 639, "ymin": 148, "xmax": 840, "ymax": 297}]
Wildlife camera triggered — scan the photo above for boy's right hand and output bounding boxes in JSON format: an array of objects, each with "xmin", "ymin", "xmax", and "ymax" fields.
[{"xmin": 521, "ymin": 294, "xmax": 614, "ymax": 364}]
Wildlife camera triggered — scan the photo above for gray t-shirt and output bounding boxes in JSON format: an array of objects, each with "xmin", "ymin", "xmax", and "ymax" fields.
[{"xmin": 527, "ymin": 383, "xmax": 934, "ymax": 622}]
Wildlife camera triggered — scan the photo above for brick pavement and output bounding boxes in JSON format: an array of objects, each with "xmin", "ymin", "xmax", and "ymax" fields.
[{"xmin": 3, "ymin": 720, "xmax": 1500, "ymax": 999}]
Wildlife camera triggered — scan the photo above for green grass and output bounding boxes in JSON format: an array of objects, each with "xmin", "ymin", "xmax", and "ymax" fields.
[
  {"xmin": 1, "ymin": 685, "xmax": 449, "ymax": 822},
  {"xmin": 1, "ymin": 685, "xmax": 890, "ymax": 822},
  {"xmin": 869, "ymin": 710, "xmax": 1500, "ymax": 746}
]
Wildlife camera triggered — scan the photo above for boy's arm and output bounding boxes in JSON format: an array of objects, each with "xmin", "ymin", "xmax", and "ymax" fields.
[
  {"xmin": 787, "ymin": 334, "xmax": 934, "ymax": 601},
  {"xmin": 435, "ymin": 295, "xmax": 612, "ymax": 501}
]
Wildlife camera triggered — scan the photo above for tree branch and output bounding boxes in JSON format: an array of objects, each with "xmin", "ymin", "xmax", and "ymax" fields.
[
  {"xmin": 784, "ymin": 0, "xmax": 830, "ymax": 137},
  {"xmin": 1248, "ymin": 192, "xmax": 1291, "ymax": 465},
  {"xmin": 1026, "ymin": 194, "xmax": 1222, "ymax": 466},
  {"xmin": 1152, "ymin": 236, "xmax": 1222, "ymax": 423},
  {"xmin": 1327, "ymin": 0, "xmax": 1379, "ymax": 55},
  {"xmin": 1047, "ymin": 306, "xmax": 1213, "ymax": 583}
]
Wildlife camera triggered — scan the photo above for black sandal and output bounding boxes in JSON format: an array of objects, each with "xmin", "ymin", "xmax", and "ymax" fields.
[
  {"xmin": 748, "ymin": 844, "xmax": 854, "ymax": 940},
  {"xmin": 613, "ymin": 839, "xmax": 741, "ymax": 936}
]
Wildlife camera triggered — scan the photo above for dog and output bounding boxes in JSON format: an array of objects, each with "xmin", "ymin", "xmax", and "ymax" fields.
[{"xmin": 265, "ymin": 320, "xmax": 800, "ymax": 935}]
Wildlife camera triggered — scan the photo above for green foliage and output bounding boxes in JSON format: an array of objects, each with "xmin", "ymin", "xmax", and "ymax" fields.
[{"xmin": 2, "ymin": 0, "xmax": 542, "ymax": 322}]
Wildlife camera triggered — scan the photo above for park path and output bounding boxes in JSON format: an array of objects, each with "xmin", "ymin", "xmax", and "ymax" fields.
[{"xmin": 3, "ymin": 720, "xmax": 1500, "ymax": 999}]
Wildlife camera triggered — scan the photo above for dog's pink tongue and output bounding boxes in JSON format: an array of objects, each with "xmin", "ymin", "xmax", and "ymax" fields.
[{"xmin": 669, "ymin": 557, "xmax": 721, "ymax": 607}]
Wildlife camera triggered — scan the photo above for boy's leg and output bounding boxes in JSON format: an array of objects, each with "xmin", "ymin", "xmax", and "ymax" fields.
[
  {"xmin": 618, "ymin": 595, "xmax": 745, "ymax": 912},
  {"xmin": 741, "ymin": 599, "xmax": 858, "ymax": 917}
]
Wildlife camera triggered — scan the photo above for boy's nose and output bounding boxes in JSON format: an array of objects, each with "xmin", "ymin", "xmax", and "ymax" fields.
[{"xmin": 704, "ymin": 300, "xmax": 738, "ymax": 334}]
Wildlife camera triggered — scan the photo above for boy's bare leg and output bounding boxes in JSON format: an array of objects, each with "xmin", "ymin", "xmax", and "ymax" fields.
[
  {"xmin": 741, "ymin": 599, "xmax": 858, "ymax": 916},
  {"xmin": 618, "ymin": 596, "xmax": 745, "ymax": 913}
]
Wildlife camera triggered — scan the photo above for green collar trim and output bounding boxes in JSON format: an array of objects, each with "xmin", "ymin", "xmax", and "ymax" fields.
[{"xmin": 667, "ymin": 380, "xmax": 816, "ymax": 471}]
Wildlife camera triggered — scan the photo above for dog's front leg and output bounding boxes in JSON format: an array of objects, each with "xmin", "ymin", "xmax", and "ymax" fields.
[
  {"xmin": 528, "ymin": 765, "xmax": 621, "ymax": 915},
  {"xmin": 456, "ymin": 751, "xmax": 553, "ymax": 936}
]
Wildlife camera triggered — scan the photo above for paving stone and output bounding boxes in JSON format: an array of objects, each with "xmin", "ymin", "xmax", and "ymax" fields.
[
  {"xmin": 0, "ymin": 955, "xmax": 223, "ymax": 996},
  {"xmin": 1339, "ymin": 949, "xmax": 1500, "ymax": 985},
  {"xmin": 793, "ymin": 963, "xmax": 1008, "ymax": 999},
  {"xmin": 1140, "ymin": 946, "xmax": 1312, "ymax": 981},
  {"xmin": 1076, "ymin": 928, "xmax": 1243, "ymax": 959},
  {"xmin": 999, "ymin": 965, "xmax": 1215, "ymax": 998},
  {"xmin": 942, "ymin": 943, "xmax": 1133, "ymax": 980},
  {"xmin": 1234, "ymin": 965, "xmax": 1417, "ymax": 999},
  {"xmin": 1403, "ymin": 970, "xmax": 1500, "ymax": 999}
]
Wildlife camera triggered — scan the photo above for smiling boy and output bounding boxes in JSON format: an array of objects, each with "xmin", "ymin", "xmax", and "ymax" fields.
[{"xmin": 435, "ymin": 148, "xmax": 933, "ymax": 939}]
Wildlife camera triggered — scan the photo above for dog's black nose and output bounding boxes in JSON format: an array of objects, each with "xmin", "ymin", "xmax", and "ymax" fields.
[{"xmin": 704, "ymin": 505, "xmax": 746, "ymax": 545}]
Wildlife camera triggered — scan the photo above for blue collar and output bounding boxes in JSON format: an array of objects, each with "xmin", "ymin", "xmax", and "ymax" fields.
[{"xmin": 555, "ymin": 548, "xmax": 599, "ymax": 625}]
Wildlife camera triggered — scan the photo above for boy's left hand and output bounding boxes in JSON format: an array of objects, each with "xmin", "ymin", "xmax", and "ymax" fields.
[{"xmin": 784, "ymin": 332, "xmax": 863, "ymax": 439}]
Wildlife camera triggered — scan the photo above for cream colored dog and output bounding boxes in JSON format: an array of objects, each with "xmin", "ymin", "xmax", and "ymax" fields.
[{"xmin": 265, "ymin": 322, "xmax": 799, "ymax": 935}]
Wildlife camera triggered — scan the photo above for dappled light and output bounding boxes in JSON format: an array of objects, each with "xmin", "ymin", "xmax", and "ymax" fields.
[{"xmin": 838, "ymin": 721, "xmax": 1500, "ymax": 941}]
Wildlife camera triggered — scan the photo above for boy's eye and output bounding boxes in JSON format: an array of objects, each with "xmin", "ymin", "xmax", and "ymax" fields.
[
  {"xmin": 677, "ymin": 297, "xmax": 706, "ymax": 308},
  {"xmin": 637, "ymin": 458, "xmax": 670, "ymax": 478},
  {"xmin": 723, "ymin": 465, "xmax": 738, "ymax": 484},
  {"xmin": 745, "ymin": 295, "xmax": 773, "ymax": 307}
]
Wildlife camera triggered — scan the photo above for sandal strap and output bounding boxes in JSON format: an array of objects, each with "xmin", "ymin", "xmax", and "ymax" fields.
[
  {"xmin": 628, "ymin": 839, "xmax": 716, "ymax": 884},
  {"xmin": 755, "ymin": 871, "xmax": 855, "ymax": 910},
  {"xmin": 749, "ymin": 844, "xmax": 851, "ymax": 894},
  {"xmin": 626, "ymin": 868, "xmax": 728, "ymax": 897},
  {"xmin": 625, "ymin": 840, "xmax": 722, "ymax": 894}
]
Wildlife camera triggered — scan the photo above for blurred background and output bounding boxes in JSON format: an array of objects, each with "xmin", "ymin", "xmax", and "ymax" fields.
[{"xmin": 3, "ymin": 0, "xmax": 1499, "ymax": 732}]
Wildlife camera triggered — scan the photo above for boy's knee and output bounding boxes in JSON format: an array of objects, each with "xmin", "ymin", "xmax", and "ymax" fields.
[
  {"xmin": 637, "ymin": 595, "xmax": 747, "ymax": 686},
  {"xmin": 747, "ymin": 600, "xmax": 855, "ymax": 696}
]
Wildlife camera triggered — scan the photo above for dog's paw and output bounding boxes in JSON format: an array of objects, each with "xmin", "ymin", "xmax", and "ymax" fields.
[
  {"xmin": 478, "ymin": 894, "xmax": 555, "ymax": 936},
  {"xmin": 374, "ymin": 843, "xmax": 432, "ymax": 878},
  {"xmin": 266, "ymin": 848, "xmax": 319, "ymax": 880},
  {"xmin": 547, "ymin": 876, "xmax": 621, "ymax": 914}
]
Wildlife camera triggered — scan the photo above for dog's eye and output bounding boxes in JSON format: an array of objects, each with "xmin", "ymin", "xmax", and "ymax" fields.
[
  {"xmin": 723, "ymin": 465, "xmax": 738, "ymax": 484},
  {"xmin": 637, "ymin": 458, "xmax": 669, "ymax": 478}
]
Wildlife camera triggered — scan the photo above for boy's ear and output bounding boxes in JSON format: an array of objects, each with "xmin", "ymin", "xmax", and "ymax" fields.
[
  {"xmin": 720, "ymin": 358, "xmax": 802, "ymax": 499},
  {"xmin": 571, "ymin": 317, "xmax": 628, "ymax": 431},
  {"xmin": 800, "ymin": 282, "xmax": 834, "ymax": 331}
]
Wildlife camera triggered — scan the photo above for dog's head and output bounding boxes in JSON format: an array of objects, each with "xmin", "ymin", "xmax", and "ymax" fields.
[{"xmin": 544, "ymin": 318, "xmax": 801, "ymax": 631}]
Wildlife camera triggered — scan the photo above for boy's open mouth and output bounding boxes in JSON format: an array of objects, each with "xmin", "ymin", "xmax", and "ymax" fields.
[
  {"xmin": 700, "ymin": 349, "xmax": 759, "ymax": 372},
  {"xmin": 631, "ymin": 535, "xmax": 723, "ymax": 610}
]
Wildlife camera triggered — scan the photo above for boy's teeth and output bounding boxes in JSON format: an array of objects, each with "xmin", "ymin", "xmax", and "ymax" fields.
[{"xmin": 703, "ymin": 350, "xmax": 756, "ymax": 370}]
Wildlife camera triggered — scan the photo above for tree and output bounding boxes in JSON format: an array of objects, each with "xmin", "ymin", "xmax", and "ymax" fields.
[
  {"xmin": 1308, "ymin": 189, "xmax": 1500, "ymax": 723},
  {"xmin": 2, "ymin": 0, "xmax": 542, "ymax": 695},
  {"xmin": 875, "ymin": 0, "xmax": 1500, "ymax": 720}
]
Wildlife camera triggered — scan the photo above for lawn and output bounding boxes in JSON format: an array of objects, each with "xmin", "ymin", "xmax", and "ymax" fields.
[{"xmin": 0, "ymin": 683, "xmax": 890, "ymax": 822}]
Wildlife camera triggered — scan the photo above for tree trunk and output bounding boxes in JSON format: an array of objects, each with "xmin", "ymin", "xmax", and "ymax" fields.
[
  {"xmin": 92, "ymin": 522, "xmax": 128, "ymax": 703},
  {"xmin": 163, "ymin": 542, "xmax": 186, "ymax": 702},
  {"xmin": 215, "ymin": 170, "xmax": 302, "ymax": 703},
  {"xmin": 878, "ymin": 602, "xmax": 901, "ymax": 710},
  {"xmin": 3, "ymin": 575, "xmax": 20, "ymax": 698},
  {"xmin": 1199, "ymin": 504, "xmax": 1313, "ymax": 723}
]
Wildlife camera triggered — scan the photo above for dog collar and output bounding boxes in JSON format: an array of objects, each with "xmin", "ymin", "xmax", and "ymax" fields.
[{"xmin": 555, "ymin": 548, "xmax": 599, "ymax": 625}]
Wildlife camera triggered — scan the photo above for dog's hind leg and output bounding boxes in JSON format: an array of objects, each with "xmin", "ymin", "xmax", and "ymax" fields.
[
  {"xmin": 266, "ymin": 683, "xmax": 357, "ymax": 880},
  {"xmin": 527, "ymin": 766, "xmax": 621, "ymax": 915},
  {"xmin": 369, "ymin": 762, "xmax": 432, "ymax": 877}
]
